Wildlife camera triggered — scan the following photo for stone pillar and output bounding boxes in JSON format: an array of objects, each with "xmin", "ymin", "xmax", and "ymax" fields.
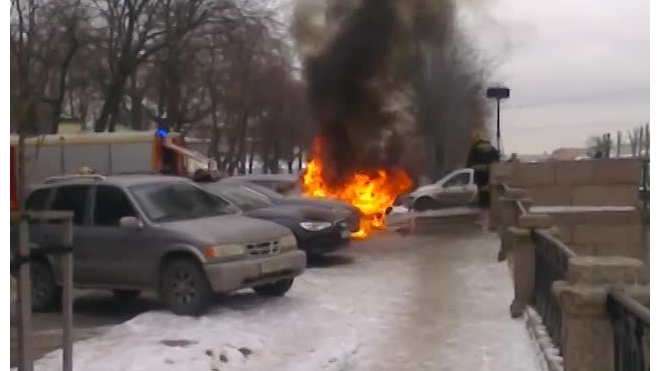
[
  {"xmin": 496, "ymin": 191, "xmax": 531, "ymax": 262},
  {"xmin": 507, "ymin": 213, "xmax": 552, "ymax": 318},
  {"xmin": 489, "ymin": 183, "xmax": 503, "ymax": 232},
  {"xmin": 497, "ymin": 197, "xmax": 517, "ymax": 262},
  {"xmin": 489, "ymin": 163, "xmax": 514, "ymax": 232},
  {"xmin": 552, "ymin": 256, "xmax": 649, "ymax": 371}
]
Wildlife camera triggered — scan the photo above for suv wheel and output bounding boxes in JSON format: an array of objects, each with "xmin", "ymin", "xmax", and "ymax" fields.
[
  {"xmin": 253, "ymin": 278, "xmax": 294, "ymax": 297},
  {"xmin": 112, "ymin": 289, "xmax": 141, "ymax": 301},
  {"xmin": 31, "ymin": 260, "xmax": 61, "ymax": 312},
  {"xmin": 159, "ymin": 258, "xmax": 212, "ymax": 316}
]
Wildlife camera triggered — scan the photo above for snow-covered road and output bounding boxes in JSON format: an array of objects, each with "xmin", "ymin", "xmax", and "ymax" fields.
[{"xmin": 31, "ymin": 232, "xmax": 543, "ymax": 371}]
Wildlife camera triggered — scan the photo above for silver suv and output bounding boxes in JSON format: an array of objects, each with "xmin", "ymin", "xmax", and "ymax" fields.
[{"xmin": 20, "ymin": 174, "xmax": 306, "ymax": 315}]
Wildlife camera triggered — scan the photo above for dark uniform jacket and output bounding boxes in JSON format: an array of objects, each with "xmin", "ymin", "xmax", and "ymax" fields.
[{"xmin": 466, "ymin": 139, "xmax": 500, "ymax": 188}]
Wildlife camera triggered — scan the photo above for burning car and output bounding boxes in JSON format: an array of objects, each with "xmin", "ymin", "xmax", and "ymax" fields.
[{"xmin": 200, "ymin": 183, "xmax": 353, "ymax": 259}]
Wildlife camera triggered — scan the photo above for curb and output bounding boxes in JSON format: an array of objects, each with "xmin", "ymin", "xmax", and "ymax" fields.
[{"xmin": 523, "ymin": 306, "xmax": 564, "ymax": 371}]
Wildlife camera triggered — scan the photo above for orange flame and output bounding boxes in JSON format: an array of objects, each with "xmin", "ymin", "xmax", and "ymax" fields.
[{"xmin": 300, "ymin": 140, "xmax": 412, "ymax": 238}]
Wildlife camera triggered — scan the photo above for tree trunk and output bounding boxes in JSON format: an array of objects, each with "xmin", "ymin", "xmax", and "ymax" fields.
[
  {"xmin": 297, "ymin": 145, "xmax": 304, "ymax": 171},
  {"xmin": 270, "ymin": 138, "xmax": 282, "ymax": 174},
  {"xmin": 94, "ymin": 73, "xmax": 129, "ymax": 132},
  {"xmin": 231, "ymin": 108, "xmax": 249, "ymax": 174},
  {"xmin": 248, "ymin": 134, "xmax": 255, "ymax": 174},
  {"xmin": 49, "ymin": 105, "xmax": 62, "ymax": 134}
]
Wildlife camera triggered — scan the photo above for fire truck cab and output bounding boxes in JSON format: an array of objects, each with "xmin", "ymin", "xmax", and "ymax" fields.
[{"xmin": 10, "ymin": 130, "xmax": 217, "ymax": 211}]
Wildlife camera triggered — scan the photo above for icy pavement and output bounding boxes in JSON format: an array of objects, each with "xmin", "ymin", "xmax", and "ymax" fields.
[{"xmin": 30, "ymin": 232, "xmax": 543, "ymax": 371}]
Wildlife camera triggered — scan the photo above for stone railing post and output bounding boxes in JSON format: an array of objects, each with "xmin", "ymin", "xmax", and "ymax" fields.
[
  {"xmin": 507, "ymin": 213, "xmax": 553, "ymax": 318},
  {"xmin": 489, "ymin": 163, "xmax": 514, "ymax": 232},
  {"xmin": 552, "ymin": 256, "xmax": 649, "ymax": 371},
  {"xmin": 489, "ymin": 184, "xmax": 503, "ymax": 231},
  {"xmin": 496, "ymin": 189, "xmax": 531, "ymax": 262}
]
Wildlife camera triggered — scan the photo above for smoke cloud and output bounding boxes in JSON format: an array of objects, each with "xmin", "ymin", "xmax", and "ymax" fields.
[{"xmin": 291, "ymin": 0, "xmax": 487, "ymax": 187}]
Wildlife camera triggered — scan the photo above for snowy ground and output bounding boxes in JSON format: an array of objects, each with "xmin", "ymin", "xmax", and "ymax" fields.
[{"xmin": 29, "ymin": 232, "xmax": 543, "ymax": 371}]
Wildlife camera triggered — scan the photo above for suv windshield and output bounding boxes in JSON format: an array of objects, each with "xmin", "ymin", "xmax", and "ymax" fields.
[
  {"xmin": 130, "ymin": 182, "xmax": 231, "ymax": 222},
  {"xmin": 215, "ymin": 186, "xmax": 275, "ymax": 212}
]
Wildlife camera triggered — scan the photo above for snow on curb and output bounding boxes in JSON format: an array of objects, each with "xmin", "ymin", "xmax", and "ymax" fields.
[
  {"xmin": 27, "ymin": 309, "xmax": 364, "ymax": 371},
  {"xmin": 523, "ymin": 306, "xmax": 564, "ymax": 371}
]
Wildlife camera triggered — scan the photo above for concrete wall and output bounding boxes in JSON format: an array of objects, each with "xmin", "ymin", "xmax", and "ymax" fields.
[
  {"xmin": 491, "ymin": 158, "xmax": 641, "ymax": 207},
  {"xmin": 491, "ymin": 159, "xmax": 645, "ymax": 261},
  {"xmin": 529, "ymin": 206, "xmax": 645, "ymax": 261}
]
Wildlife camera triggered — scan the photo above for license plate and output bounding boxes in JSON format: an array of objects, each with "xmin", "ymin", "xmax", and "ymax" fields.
[
  {"xmin": 261, "ymin": 258, "xmax": 289, "ymax": 274},
  {"xmin": 341, "ymin": 230, "xmax": 351, "ymax": 239}
]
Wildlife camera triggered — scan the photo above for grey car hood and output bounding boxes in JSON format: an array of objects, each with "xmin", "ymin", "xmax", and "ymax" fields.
[{"xmin": 162, "ymin": 214, "xmax": 292, "ymax": 245}]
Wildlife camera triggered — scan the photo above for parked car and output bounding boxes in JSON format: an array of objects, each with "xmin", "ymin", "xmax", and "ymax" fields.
[
  {"xmin": 14, "ymin": 174, "xmax": 306, "ymax": 316},
  {"xmin": 200, "ymin": 183, "xmax": 353, "ymax": 258},
  {"xmin": 398, "ymin": 168, "xmax": 478, "ymax": 211},
  {"xmin": 218, "ymin": 178, "xmax": 362, "ymax": 233}
]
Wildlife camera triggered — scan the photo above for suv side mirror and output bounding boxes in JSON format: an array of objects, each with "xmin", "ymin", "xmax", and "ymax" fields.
[
  {"xmin": 385, "ymin": 206, "xmax": 393, "ymax": 215},
  {"xmin": 119, "ymin": 216, "xmax": 143, "ymax": 230}
]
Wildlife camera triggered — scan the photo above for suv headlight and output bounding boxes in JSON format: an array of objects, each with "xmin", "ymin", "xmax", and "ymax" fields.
[
  {"xmin": 204, "ymin": 244, "xmax": 245, "ymax": 261},
  {"xmin": 299, "ymin": 221, "xmax": 332, "ymax": 231},
  {"xmin": 279, "ymin": 233, "xmax": 298, "ymax": 251}
]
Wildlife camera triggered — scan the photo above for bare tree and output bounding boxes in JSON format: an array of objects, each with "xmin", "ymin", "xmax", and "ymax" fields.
[
  {"xmin": 39, "ymin": 1, "xmax": 90, "ymax": 133},
  {"xmin": 410, "ymin": 2, "xmax": 492, "ymax": 181},
  {"xmin": 11, "ymin": 0, "xmax": 308, "ymax": 179},
  {"xmin": 90, "ymin": 0, "xmax": 210, "ymax": 132}
]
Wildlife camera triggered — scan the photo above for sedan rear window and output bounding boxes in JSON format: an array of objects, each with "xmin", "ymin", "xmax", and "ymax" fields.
[{"xmin": 129, "ymin": 182, "xmax": 232, "ymax": 222}]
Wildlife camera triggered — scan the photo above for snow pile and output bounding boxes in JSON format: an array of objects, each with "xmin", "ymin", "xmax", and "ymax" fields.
[{"xmin": 30, "ymin": 256, "xmax": 415, "ymax": 371}]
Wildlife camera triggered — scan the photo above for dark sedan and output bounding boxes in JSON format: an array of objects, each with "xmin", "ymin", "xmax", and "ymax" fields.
[
  {"xmin": 217, "ymin": 179, "xmax": 362, "ymax": 233},
  {"xmin": 200, "ymin": 183, "xmax": 353, "ymax": 258}
]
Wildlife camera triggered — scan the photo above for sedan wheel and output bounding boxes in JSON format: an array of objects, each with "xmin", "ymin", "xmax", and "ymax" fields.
[{"xmin": 159, "ymin": 259, "xmax": 212, "ymax": 316}]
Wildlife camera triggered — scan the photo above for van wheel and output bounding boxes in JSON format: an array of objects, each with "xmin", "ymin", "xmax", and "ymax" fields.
[
  {"xmin": 31, "ymin": 260, "xmax": 61, "ymax": 312},
  {"xmin": 413, "ymin": 197, "xmax": 435, "ymax": 211},
  {"xmin": 253, "ymin": 278, "xmax": 294, "ymax": 297},
  {"xmin": 112, "ymin": 289, "xmax": 141, "ymax": 301},
  {"xmin": 159, "ymin": 258, "xmax": 212, "ymax": 316}
]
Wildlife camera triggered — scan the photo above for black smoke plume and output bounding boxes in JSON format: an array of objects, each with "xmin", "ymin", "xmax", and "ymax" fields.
[
  {"xmin": 292, "ymin": 0, "xmax": 411, "ymax": 188},
  {"xmin": 292, "ymin": 0, "xmax": 491, "ymax": 187}
]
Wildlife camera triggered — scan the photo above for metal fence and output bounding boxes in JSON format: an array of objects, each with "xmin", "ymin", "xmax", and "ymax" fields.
[
  {"xmin": 531, "ymin": 230, "xmax": 578, "ymax": 354},
  {"xmin": 607, "ymin": 288, "xmax": 650, "ymax": 371},
  {"xmin": 640, "ymin": 158, "xmax": 649, "ymax": 213},
  {"xmin": 11, "ymin": 211, "xmax": 74, "ymax": 371}
]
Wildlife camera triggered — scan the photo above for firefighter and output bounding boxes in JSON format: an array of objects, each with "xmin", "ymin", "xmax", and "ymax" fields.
[{"xmin": 466, "ymin": 131, "xmax": 500, "ymax": 230}]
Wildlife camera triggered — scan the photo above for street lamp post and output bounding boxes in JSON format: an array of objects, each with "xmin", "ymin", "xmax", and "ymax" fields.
[{"xmin": 486, "ymin": 86, "xmax": 510, "ymax": 153}]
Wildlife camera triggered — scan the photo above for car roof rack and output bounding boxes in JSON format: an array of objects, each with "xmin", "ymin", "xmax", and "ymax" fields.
[{"xmin": 43, "ymin": 174, "xmax": 106, "ymax": 184}]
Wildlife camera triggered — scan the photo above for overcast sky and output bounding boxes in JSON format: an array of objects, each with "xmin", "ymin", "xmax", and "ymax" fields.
[{"xmin": 463, "ymin": 0, "xmax": 650, "ymax": 154}]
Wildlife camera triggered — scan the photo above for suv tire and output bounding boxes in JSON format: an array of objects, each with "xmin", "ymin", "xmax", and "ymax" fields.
[
  {"xmin": 31, "ymin": 260, "xmax": 61, "ymax": 312},
  {"xmin": 253, "ymin": 278, "xmax": 294, "ymax": 297},
  {"xmin": 159, "ymin": 258, "xmax": 212, "ymax": 316},
  {"xmin": 112, "ymin": 289, "xmax": 141, "ymax": 301}
]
